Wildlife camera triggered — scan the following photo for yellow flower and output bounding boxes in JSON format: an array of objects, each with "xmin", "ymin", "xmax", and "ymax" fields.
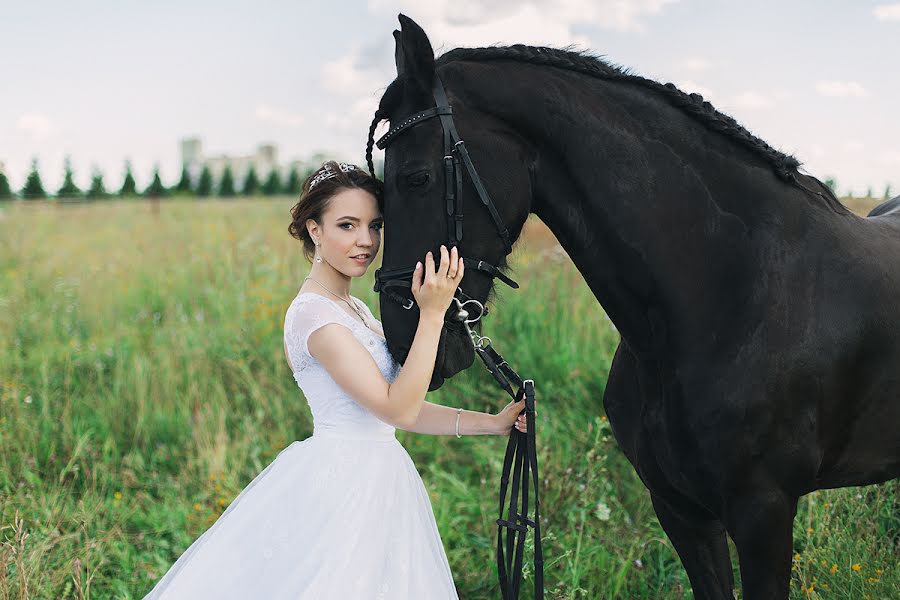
[
  {"xmin": 807, "ymin": 527, "xmax": 813, "ymax": 534},
  {"xmin": 218, "ymin": 498, "xmax": 226, "ymax": 506},
  {"xmin": 830, "ymin": 564, "xmax": 838, "ymax": 574},
  {"xmin": 194, "ymin": 502, "xmax": 202, "ymax": 511},
  {"xmin": 875, "ymin": 569, "xmax": 882, "ymax": 576},
  {"xmin": 823, "ymin": 502, "xmax": 830, "ymax": 508},
  {"xmin": 821, "ymin": 560, "xmax": 827, "ymax": 567},
  {"xmin": 794, "ymin": 553, "xmax": 801, "ymax": 561},
  {"xmin": 867, "ymin": 577, "xmax": 878, "ymax": 582},
  {"xmin": 114, "ymin": 491, "xmax": 122, "ymax": 500},
  {"xmin": 852, "ymin": 563, "xmax": 861, "ymax": 572},
  {"xmin": 807, "ymin": 582, "xmax": 815, "ymax": 593}
]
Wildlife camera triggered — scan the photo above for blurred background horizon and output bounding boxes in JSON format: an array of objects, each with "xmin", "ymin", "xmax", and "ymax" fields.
[{"xmin": 2, "ymin": 0, "xmax": 899, "ymax": 197}]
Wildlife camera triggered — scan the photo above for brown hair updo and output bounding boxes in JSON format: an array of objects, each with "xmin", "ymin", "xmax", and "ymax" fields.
[{"xmin": 288, "ymin": 160, "xmax": 383, "ymax": 263}]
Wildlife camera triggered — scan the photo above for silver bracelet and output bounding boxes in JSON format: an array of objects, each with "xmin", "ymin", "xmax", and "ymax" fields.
[{"xmin": 455, "ymin": 407, "xmax": 463, "ymax": 438}]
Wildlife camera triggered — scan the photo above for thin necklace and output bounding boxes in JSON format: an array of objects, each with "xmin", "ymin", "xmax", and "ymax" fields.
[{"xmin": 303, "ymin": 276, "xmax": 371, "ymax": 330}]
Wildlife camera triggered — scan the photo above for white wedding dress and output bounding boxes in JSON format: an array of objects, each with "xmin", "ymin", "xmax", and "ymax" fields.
[{"xmin": 144, "ymin": 291, "xmax": 459, "ymax": 599}]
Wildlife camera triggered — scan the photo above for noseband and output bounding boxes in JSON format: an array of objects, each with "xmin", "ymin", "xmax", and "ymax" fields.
[{"xmin": 371, "ymin": 74, "xmax": 545, "ymax": 600}]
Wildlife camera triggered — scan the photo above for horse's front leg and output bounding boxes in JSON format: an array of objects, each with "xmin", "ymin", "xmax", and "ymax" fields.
[
  {"xmin": 724, "ymin": 478, "xmax": 798, "ymax": 600},
  {"xmin": 604, "ymin": 342, "xmax": 734, "ymax": 600}
]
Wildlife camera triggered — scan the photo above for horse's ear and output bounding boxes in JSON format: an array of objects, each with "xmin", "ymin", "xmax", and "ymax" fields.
[
  {"xmin": 393, "ymin": 30, "xmax": 405, "ymax": 77},
  {"xmin": 395, "ymin": 14, "xmax": 435, "ymax": 90}
]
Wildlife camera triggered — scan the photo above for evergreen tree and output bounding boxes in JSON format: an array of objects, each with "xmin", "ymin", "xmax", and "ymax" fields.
[
  {"xmin": 143, "ymin": 165, "xmax": 167, "ymax": 197},
  {"xmin": 866, "ymin": 185, "xmax": 874, "ymax": 199},
  {"xmin": 283, "ymin": 166, "xmax": 300, "ymax": 195},
  {"xmin": 242, "ymin": 165, "xmax": 260, "ymax": 196},
  {"xmin": 218, "ymin": 165, "xmax": 236, "ymax": 197},
  {"xmin": 119, "ymin": 160, "xmax": 137, "ymax": 197},
  {"xmin": 885, "ymin": 183, "xmax": 893, "ymax": 200},
  {"xmin": 196, "ymin": 165, "xmax": 213, "ymax": 197},
  {"xmin": 823, "ymin": 177, "xmax": 837, "ymax": 193},
  {"xmin": 86, "ymin": 167, "xmax": 108, "ymax": 199},
  {"xmin": 57, "ymin": 156, "xmax": 82, "ymax": 198},
  {"xmin": 0, "ymin": 171, "xmax": 12, "ymax": 200},
  {"xmin": 174, "ymin": 164, "xmax": 193, "ymax": 194},
  {"xmin": 262, "ymin": 168, "xmax": 282, "ymax": 196},
  {"xmin": 21, "ymin": 158, "xmax": 47, "ymax": 199}
]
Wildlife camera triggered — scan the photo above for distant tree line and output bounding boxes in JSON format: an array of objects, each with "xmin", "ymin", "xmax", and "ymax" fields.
[
  {"xmin": 0, "ymin": 157, "xmax": 317, "ymax": 200},
  {"xmin": 0, "ymin": 160, "xmax": 890, "ymax": 202}
]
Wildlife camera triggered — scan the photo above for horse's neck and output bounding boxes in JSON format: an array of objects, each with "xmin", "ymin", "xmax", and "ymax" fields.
[{"xmin": 483, "ymin": 69, "xmax": 807, "ymax": 358}]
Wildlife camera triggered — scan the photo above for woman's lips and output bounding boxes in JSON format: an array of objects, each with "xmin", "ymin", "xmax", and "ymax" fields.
[{"xmin": 351, "ymin": 255, "xmax": 369, "ymax": 263}]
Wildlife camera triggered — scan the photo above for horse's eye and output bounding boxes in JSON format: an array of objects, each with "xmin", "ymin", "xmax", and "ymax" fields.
[{"xmin": 407, "ymin": 171, "xmax": 430, "ymax": 187}]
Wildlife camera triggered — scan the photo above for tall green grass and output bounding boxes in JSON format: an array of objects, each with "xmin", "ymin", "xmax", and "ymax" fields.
[{"xmin": 0, "ymin": 199, "xmax": 896, "ymax": 599}]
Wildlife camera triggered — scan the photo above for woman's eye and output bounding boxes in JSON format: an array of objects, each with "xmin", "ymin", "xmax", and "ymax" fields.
[
  {"xmin": 407, "ymin": 172, "xmax": 430, "ymax": 187},
  {"xmin": 339, "ymin": 223, "xmax": 353, "ymax": 230}
]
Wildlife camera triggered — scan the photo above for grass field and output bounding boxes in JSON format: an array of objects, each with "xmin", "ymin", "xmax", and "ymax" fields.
[{"xmin": 0, "ymin": 196, "xmax": 896, "ymax": 599}]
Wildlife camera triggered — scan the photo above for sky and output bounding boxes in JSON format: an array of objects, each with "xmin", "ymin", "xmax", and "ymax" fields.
[{"xmin": 2, "ymin": 0, "xmax": 899, "ymax": 196}]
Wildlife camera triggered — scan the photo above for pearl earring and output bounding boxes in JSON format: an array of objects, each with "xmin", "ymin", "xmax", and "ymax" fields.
[{"xmin": 314, "ymin": 241, "xmax": 322, "ymax": 263}]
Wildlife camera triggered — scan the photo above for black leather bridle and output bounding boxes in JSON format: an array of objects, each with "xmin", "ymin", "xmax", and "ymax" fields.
[
  {"xmin": 372, "ymin": 75, "xmax": 519, "ymax": 313},
  {"xmin": 371, "ymin": 74, "xmax": 545, "ymax": 600}
]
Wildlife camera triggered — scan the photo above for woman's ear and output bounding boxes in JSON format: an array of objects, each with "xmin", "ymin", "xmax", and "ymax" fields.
[
  {"xmin": 395, "ymin": 14, "xmax": 435, "ymax": 91},
  {"xmin": 306, "ymin": 218, "xmax": 320, "ymax": 244}
]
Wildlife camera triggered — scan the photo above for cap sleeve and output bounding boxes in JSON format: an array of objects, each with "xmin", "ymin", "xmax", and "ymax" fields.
[{"xmin": 284, "ymin": 295, "xmax": 353, "ymax": 373}]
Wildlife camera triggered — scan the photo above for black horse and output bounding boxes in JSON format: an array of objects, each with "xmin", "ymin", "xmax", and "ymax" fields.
[{"xmin": 367, "ymin": 15, "xmax": 900, "ymax": 600}]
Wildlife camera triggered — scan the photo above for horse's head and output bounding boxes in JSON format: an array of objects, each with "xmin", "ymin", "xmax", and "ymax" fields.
[{"xmin": 366, "ymin": 15, "xmax": 535, "ymax": 391}]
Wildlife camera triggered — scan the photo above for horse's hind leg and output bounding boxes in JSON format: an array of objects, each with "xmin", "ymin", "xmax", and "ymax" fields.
[
  {"xmin": 724, "ymin": 484, "xmax": 798, "ymax": 600},
  {"xmin": 650, "ymin": 493, "xmax": 735, "ymax": 600}
]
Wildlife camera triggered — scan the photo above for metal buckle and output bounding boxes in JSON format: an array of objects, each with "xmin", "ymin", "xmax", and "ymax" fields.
[{"xmin": 401, "ymin": 297, "xmax": 414, "ymax": 310}]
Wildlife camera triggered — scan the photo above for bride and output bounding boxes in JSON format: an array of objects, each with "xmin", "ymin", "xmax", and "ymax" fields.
[{"xmin": 144, "ymin": 160, "xmax": 531, "ymax": 599}]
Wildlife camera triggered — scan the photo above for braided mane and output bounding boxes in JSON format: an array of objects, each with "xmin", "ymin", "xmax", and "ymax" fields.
[{"xmin": 438, "ymin": 45, "xmax": 802, "ymax": 181}]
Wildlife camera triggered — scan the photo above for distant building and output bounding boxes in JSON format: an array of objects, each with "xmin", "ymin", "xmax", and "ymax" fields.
[{"xmin": 180, "ymin": 138, "xmax": 307, "ymax": 188}]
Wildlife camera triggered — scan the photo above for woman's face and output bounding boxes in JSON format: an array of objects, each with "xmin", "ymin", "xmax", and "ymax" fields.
[{"xmin": 308, "ymin": 187, "xmax": 383, "ymax": 276}]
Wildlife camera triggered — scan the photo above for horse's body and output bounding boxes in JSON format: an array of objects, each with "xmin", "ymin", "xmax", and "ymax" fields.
[{"xmin": 372, "ymin": 16, "xmax": 900, "ymax": 599}]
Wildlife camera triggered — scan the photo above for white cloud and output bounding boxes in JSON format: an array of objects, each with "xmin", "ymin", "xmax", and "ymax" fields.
[
  {"xmin": 732, "ymin": 91, "xmax": 773, "ymax": 110},
  {"xmin": 678, "ymin": 57, "xmax": 712, "ymax": 72},
  {"xmin": 873, "ymin": 3, "xmax": 900, "ymax": 21},
  {"xmin": 673, "ymin": 80, "xmax": 714, "ymax": 99},
  {"xmin": 321, "ymin": 48, "xmax": 387, "ymax": 96},
  {"xmin": 815, "ymin": 80, "xmax": 870, "ymax": 98},
  {"xmin": 16, "ymin": 113, "xmax": 53, "ymax": 140},
  {"xmin": 841, "ymin": 140, "xmax": 864, "ymax": 153},
  {"xmin": 255, "ymin": 104, "xmax": 304, "ymax": 128},
  {"xmin": 369, "ymin": 0, "xmax": 679, "ymax": 47}
]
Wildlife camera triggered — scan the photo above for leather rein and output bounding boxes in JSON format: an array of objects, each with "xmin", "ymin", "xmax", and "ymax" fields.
[{"xmin": 372, "ymin": 75, "xmax": 545, "ymax": 600}]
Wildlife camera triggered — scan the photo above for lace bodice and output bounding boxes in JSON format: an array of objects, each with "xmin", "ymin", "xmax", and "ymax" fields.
[{"xmin": 284, "ymin": 292, "xmax": 401, "ymax": 439}]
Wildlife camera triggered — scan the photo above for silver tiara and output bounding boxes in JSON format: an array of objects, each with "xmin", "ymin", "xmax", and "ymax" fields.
[{"xmin": 308, "ymin": 162, "xmax": 359, "ymax": 190}]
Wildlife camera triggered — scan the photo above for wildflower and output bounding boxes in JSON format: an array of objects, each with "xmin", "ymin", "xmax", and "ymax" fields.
[
  {"xmin": 867, "ymin": 577, "xmax": 878, "ymax": 582},
  {"xmin": 218, "ymin": 498, "xmax": 226, "ymax": 506},
  {"xmin": 875, "ymin": 569, "xmax": 882, "ymax": 576},
  {"xmin": 114, "ymin": 491, "xmax": 122, "ymax": 500},
  {"xmin": 194, "ymin": 503, "xmax": 202, "ymax": 511},
  {"xmin": 830, "ymin": 564, "xmax": 838, "ymax": 574},
  {"xmin": 807, "ymin": 527, "xmax": 813, "ymax": 534},
  {"xmin": 600, "ymin": 415, "xmax": 607, "ymax": 422},
  {"xmin": 852, "ymin": 563, "xmax": 861, "ymax": 572},
  {"xmin": 794, "ymin": 553, "xmax": 801, "ymax": 562},
  {"xmin": 821, "ymin": 560, "xmax": 827, "ymax": 567},
  {"xmin": 807, "ymin": 582, "xmax": 815, "ymax": 593},
  {"xmin": 823, "ymin": 502, "xmax": 830, "ymax": 508}
]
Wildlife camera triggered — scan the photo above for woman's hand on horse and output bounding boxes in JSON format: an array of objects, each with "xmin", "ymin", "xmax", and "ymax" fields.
[
  {"xmin": 411, "ymin": 244, "xmax": 464, "ymax": 319},
  {"xmin": 493, "ymin": 397, "xmax": 535, "ymax": 435}
]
